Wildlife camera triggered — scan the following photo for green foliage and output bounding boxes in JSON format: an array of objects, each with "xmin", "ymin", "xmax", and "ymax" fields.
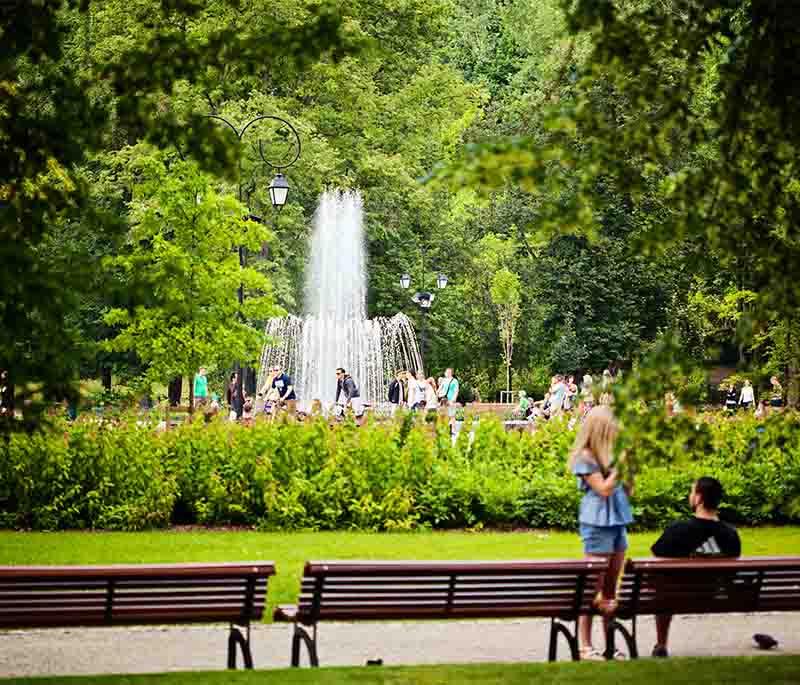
[
  {"xmin": 0, "ymin": 0, "xmax": 352, "ymax": 430},
  {"xmin": 489, "ymin": 268, "xmax": 521, "ymax": 392},
  {"xmin": 101, "ymin": 146, "xmax": 278, "ymax": 392},
  {"xmin": 2, "ymin": 411, "xmax": 799, "ymax": 531},
  {"xmin": 433, "ymin": 0, "xmax": 800, "ymax": 401}
]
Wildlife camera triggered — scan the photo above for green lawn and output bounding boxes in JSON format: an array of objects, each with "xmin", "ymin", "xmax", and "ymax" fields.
[
  {"xmin": 1, "ymin": 527, "xmax": 798, "ymax": 617},
  {"xmin": 3, "ymin": 657, "xmax": 800, "ymax": 685}
]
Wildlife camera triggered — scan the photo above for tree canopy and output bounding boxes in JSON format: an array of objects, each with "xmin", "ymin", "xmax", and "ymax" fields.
[{"xmin": 2, "ymin": 0, "xmax": 797, "ymax": 424}]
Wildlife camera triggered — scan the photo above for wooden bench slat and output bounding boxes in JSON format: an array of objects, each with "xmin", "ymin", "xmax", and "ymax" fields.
[
  {"xmin": 303, "ymin": 560, "xmax": 605, "ymax": 575},
  {"xmin": 0, "ymin": 562, "xmax": 275, "ymax": 578},
  {"xmin": 287, "ymin": 606, "xmax": 583, "ymax": 621}
]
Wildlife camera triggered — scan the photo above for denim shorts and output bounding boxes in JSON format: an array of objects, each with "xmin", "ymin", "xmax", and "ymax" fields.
[{"xmin": 579, "ymin": 523, "xmax": 628, "ymax": 554}]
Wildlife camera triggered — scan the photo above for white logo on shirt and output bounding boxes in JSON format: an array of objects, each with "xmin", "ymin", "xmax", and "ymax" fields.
[{"xmin": 696, "ymin": 537, "xmax": 722, "ymax": 555}]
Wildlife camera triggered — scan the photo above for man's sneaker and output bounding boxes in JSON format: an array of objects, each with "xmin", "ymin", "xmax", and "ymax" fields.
[{"xmin": 651, "ymin": 645, "xmax": 669, "ymax": 658}]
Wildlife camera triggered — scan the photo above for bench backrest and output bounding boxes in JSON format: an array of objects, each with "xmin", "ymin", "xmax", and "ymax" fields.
[
  {"xmin": 0, "ymin": 562, "xmax": 275, "ymax": 628},
  {"xmin": 617, "ymin": 556, "xmax": 800, "ymax": 616},
  {"xmin": 293, "ymin": 559, "xmax": 608, "ymax": 624}
]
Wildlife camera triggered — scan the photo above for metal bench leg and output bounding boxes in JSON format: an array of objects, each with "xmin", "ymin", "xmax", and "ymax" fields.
[
  {"xmin": 548, "ymin": 618, "xmax": 579, "ymax": 662},
  {"xmin": 291, "ymin": 624, "xmax": 319, "ymax": 667},
  {"xmin": 228, "ymin": 624, "xmax": 254, "ymax": 669},
  {"xmin": 605, "ymin": 617, "xmax": 638, "ymax": 660}
]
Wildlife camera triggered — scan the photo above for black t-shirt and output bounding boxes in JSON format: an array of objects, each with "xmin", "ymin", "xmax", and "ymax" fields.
[
  {"xmin": 651, "ymin": 517, "xmax": 741, "ymax": 558},
  {"xmin": 272, "ymin": 373, "xmax": 296, "ymax": 400}
]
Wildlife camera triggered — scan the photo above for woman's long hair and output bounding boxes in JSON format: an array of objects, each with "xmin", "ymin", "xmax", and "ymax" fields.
[{"xmin": 569, "ymin": 405, "xmax": 618, "ymax": 472}]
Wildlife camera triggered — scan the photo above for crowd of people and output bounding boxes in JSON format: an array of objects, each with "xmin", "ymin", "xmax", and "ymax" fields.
[
  {"xmin": 387, "ymin": 367, "xmax": 460, "ymax": 415},
  {"xmin": 197, "ymin": 364, "xmax": 461, "ymax": 425},
  {"xmin": 721, "ymin": 375, "xmax": 784, "ymax": 417},
  {"xmin": 191, "ymin": 362, "xmax": 788, "ymax": 427},
  {"xmin": 517, "ymin": 370, "xmax": 617, "ymax": 424}
]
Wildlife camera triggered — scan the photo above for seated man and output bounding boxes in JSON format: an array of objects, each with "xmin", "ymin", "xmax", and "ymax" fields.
[{"xmin": 649, "ymin": 476, "xmax": 741, "ymax": 658}]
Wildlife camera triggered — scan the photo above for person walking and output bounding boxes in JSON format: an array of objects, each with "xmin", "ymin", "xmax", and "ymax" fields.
[
  {"xmin": 425, "ymin": 377, "xmax": 440, "ymax": 412},
  {"xmin": 569, "ymin": 406, "xmax": 633, "ymax": 661},
  {"xmin": 193, "ymin": 367, "xmax": 209, "ymax": 407},
  {"xmin": 226, "ymin": 371, "xmax": 244, "ymax": 420},
  {"xmin": 439, "ymin": 368, "xmax": 460, "ymax": 410},
  {"xmin": 738, "ymin": 379, "xmax": 755, "ymax": 410},
  {"xmin": 270, "ymin": 364, "xmax": 296, "ymax": 412},
  {"xmin": 769, "ymin": 376, "xmax": 784, "ymax": 410},
  {"xmin": 724, "ymin": 383, "xmax": 738, "ymax": 413},
  {"xmin": 436, "ymin": 374, "xmax": 448, "ymax": 403},
  {"xmin": 406, "ymin": 370, "xmax": 425, "ymax": 410},
  {"xmin": 388, "ymin": 370, "xmax": 406, "ymax": 414},
  {"xmin": 335, "ymin": 368, "xmax": 363, "ymax": 420},
  {"xmin": 550, "ymin": 375, "xmax": 567, "ymax": 416},
  {"xmin": 564, "ymin": 375, "xmax": 578, "ymax": 412}
]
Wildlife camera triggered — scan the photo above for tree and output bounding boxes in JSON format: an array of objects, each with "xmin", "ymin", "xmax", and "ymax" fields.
[
  {"xmin": 432, "ymin": 0, "xmax": 800, "ymax": 404},
  {"xmin": 490, "ymin": 268, "xmax": 521, "ymax": 393},
  {"xmin": 102, "ymin": 147, "xmax": 278, "ymax": 410},
  {"xmin": 0, "ymin": 0, "xmax": 351, "ymax": 429}
]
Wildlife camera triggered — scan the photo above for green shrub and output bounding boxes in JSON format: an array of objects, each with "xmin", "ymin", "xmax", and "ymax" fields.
[{"xmin": 0, "ymin": 411, "xmax": 798, "ymax": 531}]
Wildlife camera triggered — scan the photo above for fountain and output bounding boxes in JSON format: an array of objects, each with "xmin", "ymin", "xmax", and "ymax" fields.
[{"xmin": 258, "ymin": 189, "xmax": 423, "ymax": 409}]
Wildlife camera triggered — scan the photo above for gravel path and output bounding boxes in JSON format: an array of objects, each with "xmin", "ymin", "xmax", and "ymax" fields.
[{"xmin": 2, "ymin": 613, "xmax": 799, "ymax": 677}]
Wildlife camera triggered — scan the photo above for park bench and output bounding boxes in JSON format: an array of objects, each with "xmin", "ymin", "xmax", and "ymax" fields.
[
  {"xmin": 607, "ymin": 556, "xmax": 800, "ymax": 658},
  {"xmin": 0, "ymin": 561, "xmax": 275, "ymax": 669},
  {"xmin": 274, "ymin": 559, "xmax": 610, "ymax": 666}
]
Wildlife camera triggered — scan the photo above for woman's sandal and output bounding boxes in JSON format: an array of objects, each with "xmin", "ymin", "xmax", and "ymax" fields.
[{"xmin": 579, "ymin": 646, "xmax": 606, "ymax": 661}]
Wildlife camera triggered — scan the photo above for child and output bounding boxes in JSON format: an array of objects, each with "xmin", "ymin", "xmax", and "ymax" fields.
[
  {"xmin": 263, "ymin": 388, "xmax": 280, "ymax": 416},
  {"xmin": 569, "ymin": 406, "xmax": 633, "ymax": 660}
]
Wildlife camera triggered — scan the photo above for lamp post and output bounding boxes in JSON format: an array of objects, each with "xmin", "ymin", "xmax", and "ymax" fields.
[
  {"xmin": 400, "ymin": 252, "xmax": 448, "ymax": 368},
  {"xmin": 208, "ymin": 114, "xmax": 301, "ymax": 409}
]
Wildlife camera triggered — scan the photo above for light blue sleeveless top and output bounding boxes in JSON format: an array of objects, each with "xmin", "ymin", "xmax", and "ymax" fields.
[{"xmin": 572, "ymin": 453, "xmax": 633, "ymax": 527}]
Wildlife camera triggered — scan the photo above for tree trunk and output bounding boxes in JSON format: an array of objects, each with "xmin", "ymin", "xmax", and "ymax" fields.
[
  {"xmin": 168, "ymin": 377, "xmax": 183, "ymax": 407},
  {"xmin": 101, "ymin": 366, "xmax": 112, "ymax": 393},
  {"xmin": 788, "ymin": 324, "xmax": 799, "ymax": 408}
]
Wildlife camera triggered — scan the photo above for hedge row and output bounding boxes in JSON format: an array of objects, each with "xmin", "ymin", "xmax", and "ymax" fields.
[{"xmin": 1, "ymin": 412, "xmax": 799, "ymax": 531}]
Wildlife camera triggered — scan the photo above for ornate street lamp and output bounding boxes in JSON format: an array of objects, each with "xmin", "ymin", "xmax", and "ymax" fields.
[
  {"xmin": 207, "ymin": 113, "xmax": 301, "ymax": 406},
  {"xmin": 412, "ymin": 291, "xmax": 434, "ymax": 309},
  {"xmin": 269, "ymin": 172, "xmax": 290, "ymax": 210},
  {"xmin": 401, "ymin": 258, "xmax": 448, "ymax": 366}
]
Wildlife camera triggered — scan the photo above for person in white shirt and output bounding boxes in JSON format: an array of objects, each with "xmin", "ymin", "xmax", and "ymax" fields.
[
  {"xmin": 425, "ymin": 377, "xmax": 439, "ymax": 411},
  {"xmin": 550, "ymin": 375, "xmax": 567, "ymax": 415},
  {"xmin": 406, "ymin": 370, "xmax": 425, "ymax": 410},
  {"xmin": 739, "ymin": 379, "xmax": 755, "ymax": 409}
]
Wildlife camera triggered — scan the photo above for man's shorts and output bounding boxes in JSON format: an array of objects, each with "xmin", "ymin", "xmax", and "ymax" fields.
[{"xmin": 579, "ymin": 523, "xmax": 628, "ymax": 555}]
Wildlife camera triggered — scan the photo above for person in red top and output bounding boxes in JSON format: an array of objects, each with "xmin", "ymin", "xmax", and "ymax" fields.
[{"xmin": 649, "ymin": 477, "xmax": 741, "ymax": 657}]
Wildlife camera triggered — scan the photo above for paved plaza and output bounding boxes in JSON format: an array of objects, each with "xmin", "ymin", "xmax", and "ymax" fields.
[{"xmin": 2, "ymin": 613, "xmax": 799, "ymax": 677}]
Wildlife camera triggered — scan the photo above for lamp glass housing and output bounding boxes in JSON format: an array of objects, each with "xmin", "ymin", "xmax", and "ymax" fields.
[
  {"xmin": 269, "ymin": 173, "xmax": 289, "ymax": 208},
  {"xmin": 437, "ymin": 273, "xmax": 448, "ymax": 289},
  {"xmin": 400, "ymin": 273, "xmax": 411, "ymax": 289}
]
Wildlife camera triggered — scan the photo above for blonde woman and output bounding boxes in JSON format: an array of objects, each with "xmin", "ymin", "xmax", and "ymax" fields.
[{"xmin": 569, "ymin": 406, "xmax": 633, "ymax": 660}]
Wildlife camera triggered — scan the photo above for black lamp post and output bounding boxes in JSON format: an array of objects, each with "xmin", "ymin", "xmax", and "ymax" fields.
[
  {"xmin": 400, "ymin": 254, "xmax": 448, "ymax": 366},
  {"xmin": 208, "ymin": 114, "xmax": 301, "ymax": 409}
]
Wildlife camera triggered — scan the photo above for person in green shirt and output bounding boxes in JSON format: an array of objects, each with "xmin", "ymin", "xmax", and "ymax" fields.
[
  {"xmin": 517, "ymin": 390, "xmax": 531, "ymax": 418},
  {"xmin": 194, "ymin": 367, "xmax": 209, "ymax": 406}
]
